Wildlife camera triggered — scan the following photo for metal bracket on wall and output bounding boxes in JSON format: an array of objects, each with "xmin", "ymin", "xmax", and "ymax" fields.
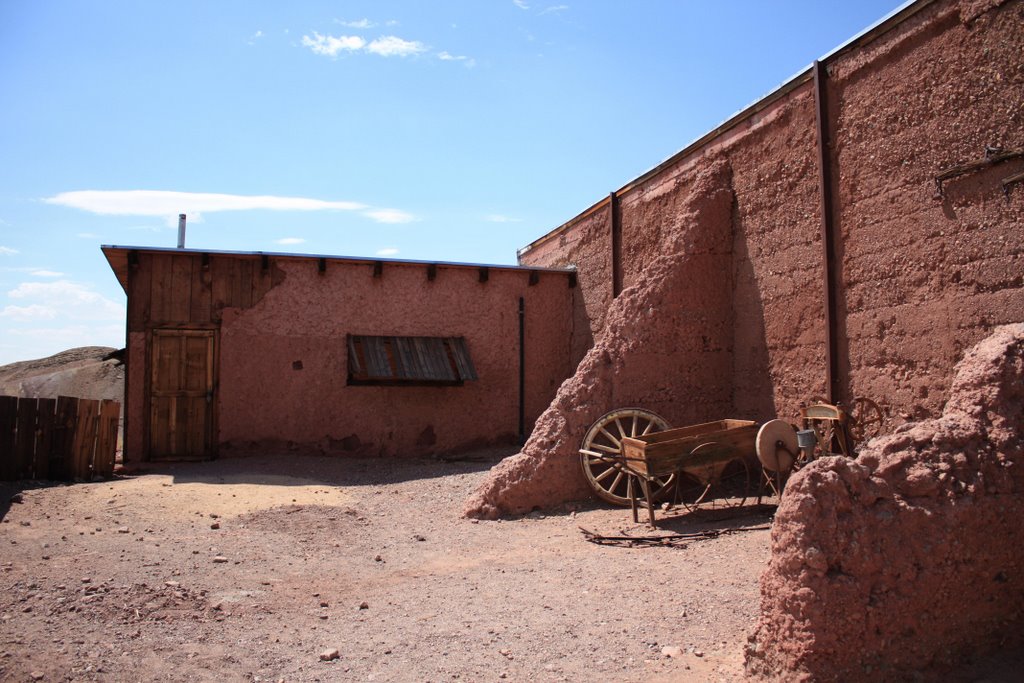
[{"xmin": 934, "ymin": 146, "xmax": 1024, "ymax": 198}]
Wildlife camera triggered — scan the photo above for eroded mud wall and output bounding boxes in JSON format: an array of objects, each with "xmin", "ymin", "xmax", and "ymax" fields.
[
  {"xmin": 465, "ymin": 161, "xmax": 735, "ymax": 518},
  {"xmin": 832, "ymin": 0, "xmax": 1024, "ymax": 422},
  {"xmin": 746, "ymin": 324, "xmax": 1024, "ymax": 681},
  {"xmin": 217, "ymin": 261, "xmax": 573, "ymax": 457},
  {"xmin": 500, "ymin": 0, "xmax": 1023, "ymax": 513}
]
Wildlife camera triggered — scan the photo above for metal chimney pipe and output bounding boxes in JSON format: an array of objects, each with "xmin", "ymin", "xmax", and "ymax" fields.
[{"xmin": 177, "ymin": 214, "xmax": 186, "ymax": 249}]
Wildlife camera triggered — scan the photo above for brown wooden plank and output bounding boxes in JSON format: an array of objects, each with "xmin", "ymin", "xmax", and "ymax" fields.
[
  {"xmin": 190, "ymin": 255, "xmax": 213, "ymax": 324},
  {"xmin": 149, "ymin": 252, "xmax": 173, "ymax": 323},
  {"xmin": 150, "ymin": 396, "xmax": 172, "ymax": 458},
  {"xmin": 93, "ymin": 400, "xmax": 120, "ymax": 478},
  {"xmin": 33, "ymin": 398, "xmax": 56, "ymax": 480},
  {"xmin": 127, "ymin": 255, "xmax": 151, "ymax": 332},
  {"xmin": 0, "ymin": 395, "xmax": 18, "ymax": 480},
  {"xmin": 14, "ymin": 398, "xmax": 38, "ymax": 479},
  {"xmin": 426, "ymin": 337, "xmax": 455, "ymax": 381},
  {"xmin": 183, "ymin": 395, "xmax": 206, "ymax": 458},
  {"xmin": 621, "ymin": 423, "xmax": 759, "ymax": 478},
  {"xmin": 448, "ymin": 337, "xmax": 477, "ymax": 381},
  {"xmin": 168, "ymin": 254, "xmax": 193, "ymax": 322},
  {"xmin": 236, "ymin": 258, "xmax": 254, "ymax": 309},
  {"xmin": 72, "ymin": 399, "xmax": 99, "ymax": 480},
  {"xmin": 393, "ymin": 337, "xmax": 415, "ymax": 379},
  {"xmin": 184, "ymin": 334, "xmax": 209, "ymax": 392},
  {"xmin": 410, "ymin": 338, "xmax": 432, "ymax": 379},
  {"xmin": 53, "ymin": 396, "xmax": 78, "ymax": 480},
  {"xmin": 139, "ymin": 252, "xmax": 154, "ymax": 328},
  {"xmin": 210, "ymin": 255, "xmax": 233, "ymax": 319}
]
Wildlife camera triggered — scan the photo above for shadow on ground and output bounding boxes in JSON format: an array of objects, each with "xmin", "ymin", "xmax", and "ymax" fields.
[{"xmin": 128, "ymin": 447, "xmax": 516, "ymax": 488}]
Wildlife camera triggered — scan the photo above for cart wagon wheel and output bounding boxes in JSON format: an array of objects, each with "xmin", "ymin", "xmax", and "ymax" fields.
[
  {"xmin": 579, "ymin": 408, "xmax": 673, "ymax": 507},
  {"xmin": 676, "ymin": 446, "xmax": 751, "ymax": 513},
  {"xmin": 847, "ymin": 397, "xmax": 883, "ymax": 444}
]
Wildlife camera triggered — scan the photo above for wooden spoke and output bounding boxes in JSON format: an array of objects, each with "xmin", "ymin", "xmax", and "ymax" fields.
[
  {"xmin": 579, "ymin": 408, "xmax": 672, "ymax": 507},
  {"xmin": 598, "ymin": 427, "xmax": 622, "ymax": 448},
  {"xmin": 847, "ymin": 397, "xmax": 884, "ymax": 444}
]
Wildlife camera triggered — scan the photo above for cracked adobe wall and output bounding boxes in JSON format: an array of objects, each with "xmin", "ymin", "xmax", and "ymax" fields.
[
  {"xmin": 746, "ymin": 323, "xmax": 1024, "ymax": 681},
  {"xmin": 465, "ymin": 160, "xmax": 736, "ymax": 518},
  {"xmin": 493, "ymin": 0, "xmax": 1023, "ymax": 515}
]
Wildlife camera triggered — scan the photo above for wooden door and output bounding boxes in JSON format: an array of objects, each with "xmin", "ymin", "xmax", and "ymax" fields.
[{"xmin": 149, "ymin": 329, "xmax": 216, "ymax": 460}]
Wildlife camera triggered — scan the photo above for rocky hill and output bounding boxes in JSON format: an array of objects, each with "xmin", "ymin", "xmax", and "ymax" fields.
[{"xmin": 0, "ymin": 346, "xmax": 125, "ymax": 402}]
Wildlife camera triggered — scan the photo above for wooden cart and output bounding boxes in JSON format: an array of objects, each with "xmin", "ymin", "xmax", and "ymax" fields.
[{"xmin": 581, "ymin": 413, "xmax": 757, "ymax": 528}]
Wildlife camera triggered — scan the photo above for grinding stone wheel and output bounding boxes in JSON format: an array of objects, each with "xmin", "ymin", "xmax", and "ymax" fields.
[{"xmin": 756, "ymin": 419, "xmax": 798, "ymax": 473}]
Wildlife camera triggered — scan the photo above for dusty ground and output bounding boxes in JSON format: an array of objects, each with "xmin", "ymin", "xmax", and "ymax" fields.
[{"xmin": 0, "ymin": 448, "xmax": 773, "ymax": 682}]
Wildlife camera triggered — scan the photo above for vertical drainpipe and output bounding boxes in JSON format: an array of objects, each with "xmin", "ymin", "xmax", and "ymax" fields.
[
  {"xmin": 813, "ymin": 60, "xmax": 840, "ymax": 404},
  {"xmin": 610, "ymin": 191, "xmax": 623, "ymax": 298},
  {"xmin": 518, "ymin": 297, "xmax": 526, "ymax": 444}
]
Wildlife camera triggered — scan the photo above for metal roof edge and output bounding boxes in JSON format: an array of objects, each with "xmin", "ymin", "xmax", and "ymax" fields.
[{"xmin": 101, "ymin": 244, "xmax": 577, "ymax": 274}]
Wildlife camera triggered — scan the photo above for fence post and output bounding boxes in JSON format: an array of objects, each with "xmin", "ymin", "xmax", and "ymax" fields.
[
  {"xmin": 0, "ymin": 396, "xmax": 16, "ymax": 480},
  {"xmin": 93, "ymin": 400, "xmax": 120, "ymax": 479},
  {"xmin": 72, "ymin": 399, "xmax": 99, "ymax": 481},
  {"xmin": 34, "ymin": 398, "xmax": 57, "ymax": 480},
  {"xmin": 14, "ymin": 398, "xmax": 39, "ymax": 479},
  {"xmin": 54, "ymin": 396, "xmax": 79, "ymax": 480}
]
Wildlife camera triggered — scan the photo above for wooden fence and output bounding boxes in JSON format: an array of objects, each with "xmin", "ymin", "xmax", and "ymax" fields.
[{"xmin": 0, "ymin": 396, "xmax": 120, "ymax": 482}]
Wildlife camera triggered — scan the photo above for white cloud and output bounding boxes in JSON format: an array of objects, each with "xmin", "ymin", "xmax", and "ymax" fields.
[
  {"xmin": 76, "ymin": 232, "xmax": 99, "ymax": 239},
  {"xmin": 364, "ymin": 208, "xmax": 416, "ymax": 224},
  {"xmin": 539, "ymin": 5, "xmax": 569, "ymax": 15},
  {"xmin": 6, "ymin": 280, "xmax": 124, "ymax": 321},
  {"xmin": 30, "ymin": 270, "xmax": 64, "ymax": 277},
  {"xmin": 484, "ymin": 214, "xmax": 523, "ymax": 223},
  {"xmin": 438, "ymin": 51, "xmax": 475, "ymax": 67},
  {"xmin": 1, "ymin": 304, "xmax": 57, "ymax": 320},
  {"xmin": 0, "ymin": 246, "xmax": 18, "ymax": 255},
  {"xmin": 337, "ymin": 18, "xmax": 374, "ymax": 29},
  {"xmin": 376, "ymin": 247, "xmax": 399, "ymax": 256},
  {"xmin": 248, "ymin": 30, "xmax": 264, "ymax": 45},
  {"xmin": 275, "ymin": 237, "xmax": 306, "ymax": 245},
  {"xmin": 45, "ymin": 190, "xmax": 368, "ymax": 217},
  {"xmin": 367, "ymin": 36, "xmax": 427, "ymax": 57},
  {"xmin": 301, "ymin": 32, "xmax": 366, "ymax": 57},
  {"xmin": 513, "ymin": 0, "xmax": 530, "ymax": 9}
]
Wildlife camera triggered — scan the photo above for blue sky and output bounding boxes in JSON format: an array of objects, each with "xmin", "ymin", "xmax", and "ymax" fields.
[{"xmin": 0, "ymin": 0, "xmax": 907, "ymax": 365}]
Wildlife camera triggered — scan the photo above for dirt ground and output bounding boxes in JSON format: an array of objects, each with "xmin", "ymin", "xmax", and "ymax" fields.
[
  {"xmin": 0, "ymin": 448, "xmax": 773, "ymax": 682},
  {"xmin": 2, "ymin": 449, "xmax": 1021, "ymax": 683}
]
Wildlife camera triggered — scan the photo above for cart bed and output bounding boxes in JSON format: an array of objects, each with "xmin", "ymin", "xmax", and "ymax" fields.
[{"xmin": 620, "ymin": 419, "xmax": 758, "ymax": 477}]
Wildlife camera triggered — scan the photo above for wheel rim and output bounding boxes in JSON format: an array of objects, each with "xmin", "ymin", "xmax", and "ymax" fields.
[
  {"xmin": 676, "ymin": 448, "xmax": 750, "ymax": 512},
  {"xmin": 579, "ymin": 408, "xmax": 673, "ymax": 507},
  {"xmin": 847, "ymin": 397, "xmax": 883, "ymax": 444}
]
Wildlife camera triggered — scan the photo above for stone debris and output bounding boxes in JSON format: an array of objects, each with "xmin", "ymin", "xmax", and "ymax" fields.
[{"xmin": 319, "ymin": 648, "xmax": 340, "ymax": 661}]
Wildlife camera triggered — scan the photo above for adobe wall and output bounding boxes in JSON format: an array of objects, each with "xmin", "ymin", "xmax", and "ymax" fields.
[
  {"xmin": 466, "ymin": 160, "xmax": 737, "ymax": 517},
  {"xmin": 491, "ymin": 0, "xmax": 1023, "ymax": 514},
  {"xmin": 120, "ymin": 251, "xmax": 574, "ymax": 461},
  {"xmin": 216, "ymin": 261, "xmax": 573, "ymax": 457},
  {"xmin": 831, "ymin": 0, "xmax": 1024, "ymax": 422},
  {"xmin": 746, "ymin": 324, "xmax": 1024, "ymax": 681}
]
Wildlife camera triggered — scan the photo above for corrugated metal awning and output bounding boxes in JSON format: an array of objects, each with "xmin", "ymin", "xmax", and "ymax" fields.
[{"xmin": 347, "ymin": 335, "xmax": 477, "ymax": 385}]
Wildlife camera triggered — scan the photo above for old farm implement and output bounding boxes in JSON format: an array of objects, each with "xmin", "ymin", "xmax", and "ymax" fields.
[
  {"xmin": 580, "ymin": 398, "xmax": 884, "ymax": 526},
  {"xmin": 579, "ymin": 409, "xmax": 759, "ymax": 527}
]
